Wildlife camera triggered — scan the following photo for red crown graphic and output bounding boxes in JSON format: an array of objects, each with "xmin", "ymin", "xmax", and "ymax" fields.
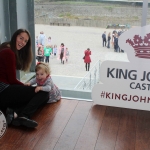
[{"xmin": 126, "ymin": 33, "xmax": 150, "ymax": 59}]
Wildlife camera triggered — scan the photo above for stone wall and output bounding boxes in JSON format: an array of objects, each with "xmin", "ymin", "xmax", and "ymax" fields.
[{"xmin": 34, "ymin": 4, "xmax": 150, "ymax": 27}]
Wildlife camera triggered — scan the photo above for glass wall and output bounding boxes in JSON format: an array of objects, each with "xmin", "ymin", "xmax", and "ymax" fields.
[{"xmin": 34, "ymin": 0, "xmax": 149, "ymax": 95}]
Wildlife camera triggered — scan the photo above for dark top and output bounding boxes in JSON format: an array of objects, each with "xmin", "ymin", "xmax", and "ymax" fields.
[
  {"xmin": 0, "ymin": 48, "xmax": 23, "ymax": 92},
  {"xmin": 102, "ymin": 33, "xmax": 106, "ymax": 39}
]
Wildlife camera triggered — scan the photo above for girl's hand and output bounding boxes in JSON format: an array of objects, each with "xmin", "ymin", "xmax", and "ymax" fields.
[
  {"xmin": 35, "ymin": 86, "xmax": 42, "ymax": 93},
  {"xmin": 25, "ymin": 83, "xmax": 30, "ymax": 86}
]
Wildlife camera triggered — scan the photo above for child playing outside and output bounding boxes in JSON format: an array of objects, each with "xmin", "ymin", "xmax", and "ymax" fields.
[
  {"xmin": 25, "ymin": 62, "xmax": 61, "ymax": 103},
  {"xmin": 53, "ymin": 45, "xmax": 57, "ymax": 56},
  {"xmin": 44, "ymin": 45, "xmax": 52, "ymax": 63},
  {"xmin": 66, "ymin": 48, "xmax": 69, "ymax": 62},
  {"xmin": 36, "ymin": 45, "xmax": 44, "ymax": 63}
]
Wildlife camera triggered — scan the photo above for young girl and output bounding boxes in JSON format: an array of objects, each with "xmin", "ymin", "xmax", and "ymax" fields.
[
  {"xmin": 44, "ymin": 45, "xmax": 52, "ymax": 63},
  {"xmin": 36, "ymin": 45, "xmax": 44, "ymax": 63},
  {"xmin": 26, "ymin": 62, "xmax": 61, "ymax": 103},
  {"xmin": 53, "ymin": 45, "xmax": 57, "ymax": 56},
  {"xmin": 47, "ymin": 37, "xmax": 51, "ymax": 44}
]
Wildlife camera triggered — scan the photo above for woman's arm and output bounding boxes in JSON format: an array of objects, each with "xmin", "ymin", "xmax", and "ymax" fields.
[{"xmin": 4, "ymin": 49, "xmax": 24, "ymax": 85}]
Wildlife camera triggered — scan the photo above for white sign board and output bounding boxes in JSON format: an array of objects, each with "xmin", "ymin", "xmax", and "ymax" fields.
[{"xmin": 92, "ymin": 25, "xmax": 150, "ymax": 111}]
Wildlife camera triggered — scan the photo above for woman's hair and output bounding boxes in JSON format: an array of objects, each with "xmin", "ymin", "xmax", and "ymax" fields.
[
  {"xmin": 0, "ymin": 29, "xmax": 33, "ymax": 71},
  {"xmin": 35, "ymin": 62, "xmax": 51, "ymax": 75},
  {"xmin": 108, "ymin": 32, "xmax": 111, "ymax": 36}
]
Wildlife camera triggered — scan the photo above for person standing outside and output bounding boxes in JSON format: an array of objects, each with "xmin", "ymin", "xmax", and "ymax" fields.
[
  {"xmin": 107, "ymin": 32, "xmax": 111, "ymax": 48},
  {"xmin": 114, "ymin": 34, "xmax": 119, "ymax": 52},
  {"xmin": 36, "ymin": 45, "xmax": 44, "ymax": 63},
  {"xmin": 47, "ymin": 37, "xmax": 51, "ymax": 45},
  {"xmin": 0, "ymin": 29, "xmax": 49, "ymax": 128},
  {"xmin": 38, "ymin": 31, "xmax": 46, "ymax": 46},
  {"xmin": 44, "ymin": 45, "xmax": 52, "ymax": 63},
  {"xmin": 58, "ymin": 43, "xmax": 66, "ymax": 64},
  {"xmin": 84, "ymin": 48, "xmax": 91, "ymax": 71},
  {"xmin": 66, "ymin": 48, "xmax": 69, "ymax": 62},
  {"xmin": 53, "ymin": 45, "xmax": 57, "ymax": 56},
  {"xmin": 102, "ymin": 31, "xmax": 107, "ymax": 47}
]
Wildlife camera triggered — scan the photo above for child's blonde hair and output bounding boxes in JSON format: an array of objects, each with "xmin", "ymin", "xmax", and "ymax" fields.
[{"xmin": 35, "ymin": 62, "xmax": 51, "ymax": 75}]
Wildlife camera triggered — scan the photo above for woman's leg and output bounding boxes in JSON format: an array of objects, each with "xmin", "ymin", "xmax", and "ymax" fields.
[
  {"xmin": 88, "ymin": 63, "xmax": 90, "ymax": 71},
  {"xmin": 108, "ymin": 41, "xmax": 110, "ymax": 48},
  {"xmin": 0, "ymin": 85, "xmax": 49, "ymax": 118},
  {"xmin": 85, "ymin": 63, "xmax": 87, "ymax": 71}
]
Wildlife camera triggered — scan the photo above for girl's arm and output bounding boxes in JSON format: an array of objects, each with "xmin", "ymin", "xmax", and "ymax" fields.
[
  {"xmin": 40, "ymin": 79, "xmax": 51, "ymax": 92},
  {"xmin": 29, "ymin": 78, "xmax": 37, "ymax": 85}
]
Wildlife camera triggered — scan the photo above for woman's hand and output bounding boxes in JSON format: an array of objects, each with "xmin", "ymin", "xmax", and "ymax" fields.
[
  {"xmin": 35, "ymin": 86, "xmax": 42, "ymax": 93},
  {"xmin": 25, "ymin": 83, "xmax": 30, "ymax": 86}
]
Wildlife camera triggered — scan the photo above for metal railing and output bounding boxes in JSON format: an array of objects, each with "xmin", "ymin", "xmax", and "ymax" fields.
[{"xmin": 74, "ymin": 60, "xmax": 101, "ymax": 91}]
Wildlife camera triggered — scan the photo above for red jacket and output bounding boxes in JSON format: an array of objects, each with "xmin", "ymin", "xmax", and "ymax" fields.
[
  {"xmin": 0, "ymin": 48, "xmax": 23, "ymax": 85},
  {"xmin": 84, "ymin": 50, "xmax": 91, "ymax": 63}
]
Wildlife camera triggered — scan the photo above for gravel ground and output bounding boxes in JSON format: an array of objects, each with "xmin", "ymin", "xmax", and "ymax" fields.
[{"xmin": 35, "ymin": 24, "xmax": 128, "ymax": 77}]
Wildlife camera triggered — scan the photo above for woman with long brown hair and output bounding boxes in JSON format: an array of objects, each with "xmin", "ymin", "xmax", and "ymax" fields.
[{"xmin": 0, "ymin": 29, "xmax": 49, "ymax": 128}]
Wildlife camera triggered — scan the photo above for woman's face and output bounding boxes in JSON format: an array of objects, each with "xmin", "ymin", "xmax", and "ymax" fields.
[{"xmin": 16, "ymin": 32, "xmax": 29, "ymax": 50}]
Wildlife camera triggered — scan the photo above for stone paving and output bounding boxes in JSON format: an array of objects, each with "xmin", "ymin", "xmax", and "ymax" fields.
[
  {"xmin": 35, "ymin": 24, "xmax": 129, "ymax": 77},
  {"xmin": 35, "ymin": 24, "xmax": 129, "ymax": 89}
]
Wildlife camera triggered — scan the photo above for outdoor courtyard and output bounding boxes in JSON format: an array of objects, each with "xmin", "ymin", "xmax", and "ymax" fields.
[{"xmin": 35, "ymin": 24, "xmax": 129, "ymax": 78}]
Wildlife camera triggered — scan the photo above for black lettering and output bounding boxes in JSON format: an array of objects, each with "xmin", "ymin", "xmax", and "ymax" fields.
[
  {"xmin": 107, "ymin": 68, "xmax": 115, "ymax": 78},
  {"xmin": 141, "ymin": 71, "xmax": 146, "ymax": 81},
  {"xmin": 116, "ymin": 69, "xmax": 119, "ymax": 78},
  {"xmin": 119, "ymin": 69, "xmax": 128, "ymax": 79},
  {"xmin": 147, "ymin": 84, "xmax": 150, "ymax": 90},
  {"xmin": 135, "ymin": 83, "xmax": 141, "ymax": 90},
  {"xmin": 128, "ymin": 70, "xmax": 137, "ymax": 80},
  {"xmin": 130, "ymin": 82, "xmax": 135, "ymax": 89},
  {"xmin": 141, "ymin": 83, "xmax": 146, "ymax": 90},
  {"xmin": 147, "ymin": 72, "xmax": 150, "ymax": 81}
]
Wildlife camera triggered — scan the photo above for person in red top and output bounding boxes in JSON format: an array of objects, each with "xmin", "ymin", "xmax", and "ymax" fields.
[
  {"xmin": 84, "ymin": 48, "xmax": 91, "ymax": 71},
  {"xmin": 0, "ymin": 29, "xmax": 49, "ymax": 128}
]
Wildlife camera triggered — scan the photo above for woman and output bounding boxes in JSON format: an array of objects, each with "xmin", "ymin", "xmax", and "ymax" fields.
[
  {"xmin": 0, "ymin": 29, "xmax": 49, "ymax": 128},
  {"xmin": 114, "ymin": 33, "xmax": 119, "ymax": 52},
  {"xmin": 107, "ymin": 32, "xmax": 111, "ymax": 48},
  {"xmin": 84, "ymin": 48, "xmax": 91, "ymax": 71},
  {"xmin": 58, "ymin": 43, "xmax": 66, "ymax": 64}
]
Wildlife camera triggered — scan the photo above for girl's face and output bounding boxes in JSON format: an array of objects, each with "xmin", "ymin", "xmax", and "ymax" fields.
[
  {"xmin": 16, "ymin": 32, "xmax": 29, "ymax": 50},
  {"xmin": 36, "ymin": 68, "xmax": 48, "ymax": 82}
]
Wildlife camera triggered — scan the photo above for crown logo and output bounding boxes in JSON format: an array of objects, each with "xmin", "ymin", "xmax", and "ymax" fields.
[{"xmin": 126, "ymin": 33, "xmax": 150, "ymax": 59}]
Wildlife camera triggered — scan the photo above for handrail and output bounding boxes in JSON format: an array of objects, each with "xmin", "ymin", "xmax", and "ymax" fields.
[{"xmin": 74, "ymin": 60, "xmax": 101, "ymax": 91}]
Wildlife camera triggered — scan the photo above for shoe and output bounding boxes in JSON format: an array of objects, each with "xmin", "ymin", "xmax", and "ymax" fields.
[
  {"xmin": 6, "ymin": 108, "xmax": 14, "ymax": 125},
  {"xmin": 12, "ymin": 117, "xmax": 38, "ymax": 128}
]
